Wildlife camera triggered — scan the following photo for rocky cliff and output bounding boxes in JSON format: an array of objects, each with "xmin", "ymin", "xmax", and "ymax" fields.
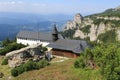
[
  {"xmin": 64, "ymin": 13, "xmax": 83, "ymax": 30},
  {"xmin": 63, "ymin": 6, "xmax": 120, "ymax": 43}
]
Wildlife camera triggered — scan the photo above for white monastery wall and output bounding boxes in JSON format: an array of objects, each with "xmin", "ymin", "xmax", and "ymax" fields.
[{"xmin": 17, "ymin": 38, "xmax": 49, "ymax": 46}]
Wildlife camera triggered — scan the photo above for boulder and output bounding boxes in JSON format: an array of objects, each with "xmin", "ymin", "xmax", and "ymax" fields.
[{"xmin": 6, "ymin": 44, "xmax": 45, "ymax": 68}]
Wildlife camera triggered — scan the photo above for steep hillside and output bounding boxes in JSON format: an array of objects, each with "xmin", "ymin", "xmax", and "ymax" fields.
[
  {"xmin": 0, "ymin": 57, "xmax": 102, "ymax": 80},
  {"xmin": 63, "ymin": 6, "xmax": 120, "ymax": 43},
  {"xmin": 13, "ymin": 59, "xmax": 102, "ymax": 80}
]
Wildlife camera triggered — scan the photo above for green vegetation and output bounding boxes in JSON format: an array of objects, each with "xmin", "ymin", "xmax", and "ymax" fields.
[
  {"xmin": 98, "ymin": 9, "xmax": 120, "ymax": 17},
  {"xmin": 93, "ymin": 19, "xmax": 120, "ymax": 27},
  {"xmin": 11, "ymin": 59, "xmax": 49, "ymax": 77},
  {"xmin": 74, "ymin": 43, "xmax": 120, "ymax": 80},
  {"xmin": 80, "ymin": 25, "xmax": 91, "ymax": 34},
  {"xmin": 0, "ymin": 56, "xmax": 11, "ymax": 80},
  {"xmin": 98, "ymin": 30, "xmax": 117, "ymax": 43},
  {"xmin": 41, "ymin": 46, "xmax": 48, "ymax": 53},
  {"xmin": 62, "ymin": 28, "xmax": 76, "ymax": 39},
  {"xmin": 2, "ymin": 38, "xmax": 12, "ymax": 47},
  {"xmin": 12, "ymin": 59, "xmax": 102, "ymax": 80},
  {"xmin": 0, "ymin": 38, "xmax": 26, "ymax": 55},
  {"xmin": 1, "ymin": 58, "xmax": 8, "ymax": 65},
  {"xmin": 0, "ymin": 42, "xmax": 26, "ymax": 55},
  {"xmin": 86, "ymin": 8, "xmax": 120, "ymax": 17}
]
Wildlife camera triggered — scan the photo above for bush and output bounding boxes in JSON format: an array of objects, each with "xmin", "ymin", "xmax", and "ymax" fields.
[
  {"xmin": 80, "ymin": 25, "xmax": 91, "ymax": 34},
  {"xmin": 2, "ymin": 38, "xmax": 11, "ymax": 47},
  {"xmin": 23, "ymin": 61, "xmax": 37, "ymax": 71},
  {"xmin": 98, "ymin": 30, "xmax": 117, "ymax": 43},
  {"xmin": 11, "ymin": 68, "xmax": 18, "ymax": 77},
  {"xmin": 37, "ymin": 59, "xmax": 49, "ymax": 68},
  {"xmin": 74, "ymin": 56, "xmax": 85, "ymax": 68},
  {"xmin": 1, "ymin": 58, "xmax": 8, "ymax": 65},
  {"xmin": 74, "ymin": 43, "xmax": 120, "ymax": 80},
  {"xmin": 16, "ymin": 65, "xmax": 24, "ymax": 75},
  {"xmin": 0, "ymin": 43, "xmax": 26, "ymax": 55},
  {"xmin": 62, "ymin": 28, "xmax": 76, "ymax": 39},
  {"xmin": 11, "ymin": 59, "xmax": 49, "ymax": 77}
]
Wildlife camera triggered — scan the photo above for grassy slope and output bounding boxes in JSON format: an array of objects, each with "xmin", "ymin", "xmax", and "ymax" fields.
[
  {"xmin": 0, "ymin": 56, "xmax": 103, "ymax": 80},
  {"xmin": 13, "ymin": 59, "xmax": 103, "ymax": 80},
  {"xmin": 0, "ymin": 56, "xmax": 12, "ymax": 80}
]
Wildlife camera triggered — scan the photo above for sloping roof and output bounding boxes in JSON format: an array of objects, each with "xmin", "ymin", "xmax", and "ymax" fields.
[
  {"xmin": 17, "ymin": 31, "xmax": 62, "ymax": 42},
  {"xmin": 47, "ymin": 39, "xmax": 88, "ymax": 54}
]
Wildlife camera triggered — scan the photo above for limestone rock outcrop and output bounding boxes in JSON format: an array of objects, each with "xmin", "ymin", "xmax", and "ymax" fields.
[
  {"xmin": 64, "ymin": 13, "xmax": 83, "ymax": 30},
  {"xmin": 74, "ymin": 13, "xmax": 83, "ymax": 24},
  {"xmin": 64, "ymin": 12, "xmax": 120, "ymax": 42},
  {"xmin": 6, "ymin": 44, "xmax": 44, "ymax": 68},
  {"xmin": 74, "ymin": 30, "xmax": 85, "ymax": 39},
  {"xmin": 117, "ymin": 29, "xmax": 120, "ymax": 40}
]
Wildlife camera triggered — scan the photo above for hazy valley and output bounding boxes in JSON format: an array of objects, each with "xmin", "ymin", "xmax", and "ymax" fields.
[{"xmin": 0, "ymin": 12, "xmax": 72, "ymax": 40}]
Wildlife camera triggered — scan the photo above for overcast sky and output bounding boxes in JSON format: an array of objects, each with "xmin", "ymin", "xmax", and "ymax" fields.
[{"xmin": 0, "ymin": 0, "xmax": 120, "ymax": 15}]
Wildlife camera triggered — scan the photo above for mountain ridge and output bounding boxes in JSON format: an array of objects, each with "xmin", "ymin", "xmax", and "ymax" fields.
[{"xmin": 63, "ymin": 6, "xmax": 120, "ymax": 43}]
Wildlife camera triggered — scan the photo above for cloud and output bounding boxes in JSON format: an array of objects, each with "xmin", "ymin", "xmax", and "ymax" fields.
[
  {"xmin": 32, "ymin": 3, "xmax": 47, "ymax": 7},
  {"xmin": 0, "ymin": 1, "xmax": 48, "ymax": 14}
]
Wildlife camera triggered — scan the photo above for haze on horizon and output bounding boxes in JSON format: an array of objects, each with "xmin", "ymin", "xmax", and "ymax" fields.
[{"xmin": 0, "ymin": 0, "xmax": 120, "ymax": 16}]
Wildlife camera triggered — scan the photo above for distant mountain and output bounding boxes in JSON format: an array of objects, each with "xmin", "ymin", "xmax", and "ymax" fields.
[
  {"xmin": 0, "ymin": 24, "xmax": 17, "ymax": 40},
  {"xmin": 0, "ymin": 12, "xmax": 72, "ymax": 41},
  {"xmin": 88, "ymin": 6, "xmax": 120, "ymax": 17}
]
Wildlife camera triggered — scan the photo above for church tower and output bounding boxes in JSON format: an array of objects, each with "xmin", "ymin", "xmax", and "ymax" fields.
[{"xmin": 52, "ymin": 24, "xmax": 58, "ymax": 42}]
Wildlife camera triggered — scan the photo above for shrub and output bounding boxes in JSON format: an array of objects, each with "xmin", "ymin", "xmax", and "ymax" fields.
[
  {"xmin": 16, "ymin": 65, "xmax": 24, "ymax": 75},
  {"xmin": 74, "ymin": 43, "xmax": 120, "ymax": 80},
  {"xmin": 37, "ymin": 59, "xmax": 49, "ymax": 68},
  {"xmin": 11, "ymin": 59, "xmax": 49, "ymax": 77},
  {"xmin": 11, "ymin": 68, "xmax": 18, "ymax": 77},
  {"xmin": 23, "ymin": 61, "xmax": 37, "ymax": 71},
  {"xmin": 80, "ymin": 25, "xmax": 91, "ymax": 34},
  {"xmin": 0, "ymin": 43, "xmax": 26, "ymax": 55},
  {"xmin": 74, "ymin": 56, "xmax": 85, "ymax": 68},
  {"xmin": 2, "ymin": 38, "xmax": 11, "ymax": 47},
  {"xmin": 1, "ymin": 58, "xmax": 8, "ymax": 65},
  {"xmin": 98, "ymin": 30, "xmax": 117, "ymax": 43},
  {"xmin": 62, "ymin": 28, "xmax": 76, "ymax": 39}
]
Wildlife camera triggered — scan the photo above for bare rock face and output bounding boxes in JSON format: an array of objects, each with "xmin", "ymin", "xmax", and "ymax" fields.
[
  {"xmin": 97, "ymin": 22, "xmax": 106, "ymax": 36},
  {"xmin": 64, "ymin": 13, "xmax": 83, "ymax": 30},
  {"xmin": 74, "ymin": 30, "xmax": 85, "ymax": 39},
  {"xmin": 64, "ymin": 12, "xmax": 120, "ymax": 42},
  {"xmin": 64, "ymin": 20, "xmax": 75, "ymax": 30},
  {"xmin": 117, "ymin": 29, "xmax": 120, "ymax": 40},
  {"xmin": 88, "ymin": 24, "xmax": 98, "ymax": 41},
  {"xmin": 115, "ymin": 6, "xmax": 120, "ymax": 10},
  {"xmin": 6, "ymin": 44, "xmax": 44, "ymax": 68},
  {"xmin": 74, "ymin": 13, "xmax": 83, "ymax": 24}
]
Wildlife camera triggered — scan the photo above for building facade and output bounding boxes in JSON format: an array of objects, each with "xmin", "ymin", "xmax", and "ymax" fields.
[
  {"xmin": 16, "ymin": 25, "xmax": 88, "ymax": 58},
  {"xmin": 47, "ymin": 39, "xmax": 88, "ymax": 58},
  {"xmin": 17, "ymin": 25, "xmax": 60, "ymax": 46}
]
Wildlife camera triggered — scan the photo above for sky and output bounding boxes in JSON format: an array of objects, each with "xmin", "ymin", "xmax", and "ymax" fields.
[{"xmin": 0, "ymin": 0, "xmax": 120, "ymax": 15}]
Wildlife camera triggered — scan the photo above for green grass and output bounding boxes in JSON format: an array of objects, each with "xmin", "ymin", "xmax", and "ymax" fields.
[
  {"xmin": 0, "ymin": 56, "xmax": 103, "ymax": 80},
  {"xmin": 0, "ymin": 56, "xmax": 12, "ymax": 80},
  {"xmin": 13, "ymin": 59, "xmax": 103, "ymax": 80}
]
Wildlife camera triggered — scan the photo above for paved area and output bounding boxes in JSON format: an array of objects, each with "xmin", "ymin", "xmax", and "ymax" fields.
[{"xmin": 50, "ymin": 55, "xmax": 69, "ymax": 63}]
